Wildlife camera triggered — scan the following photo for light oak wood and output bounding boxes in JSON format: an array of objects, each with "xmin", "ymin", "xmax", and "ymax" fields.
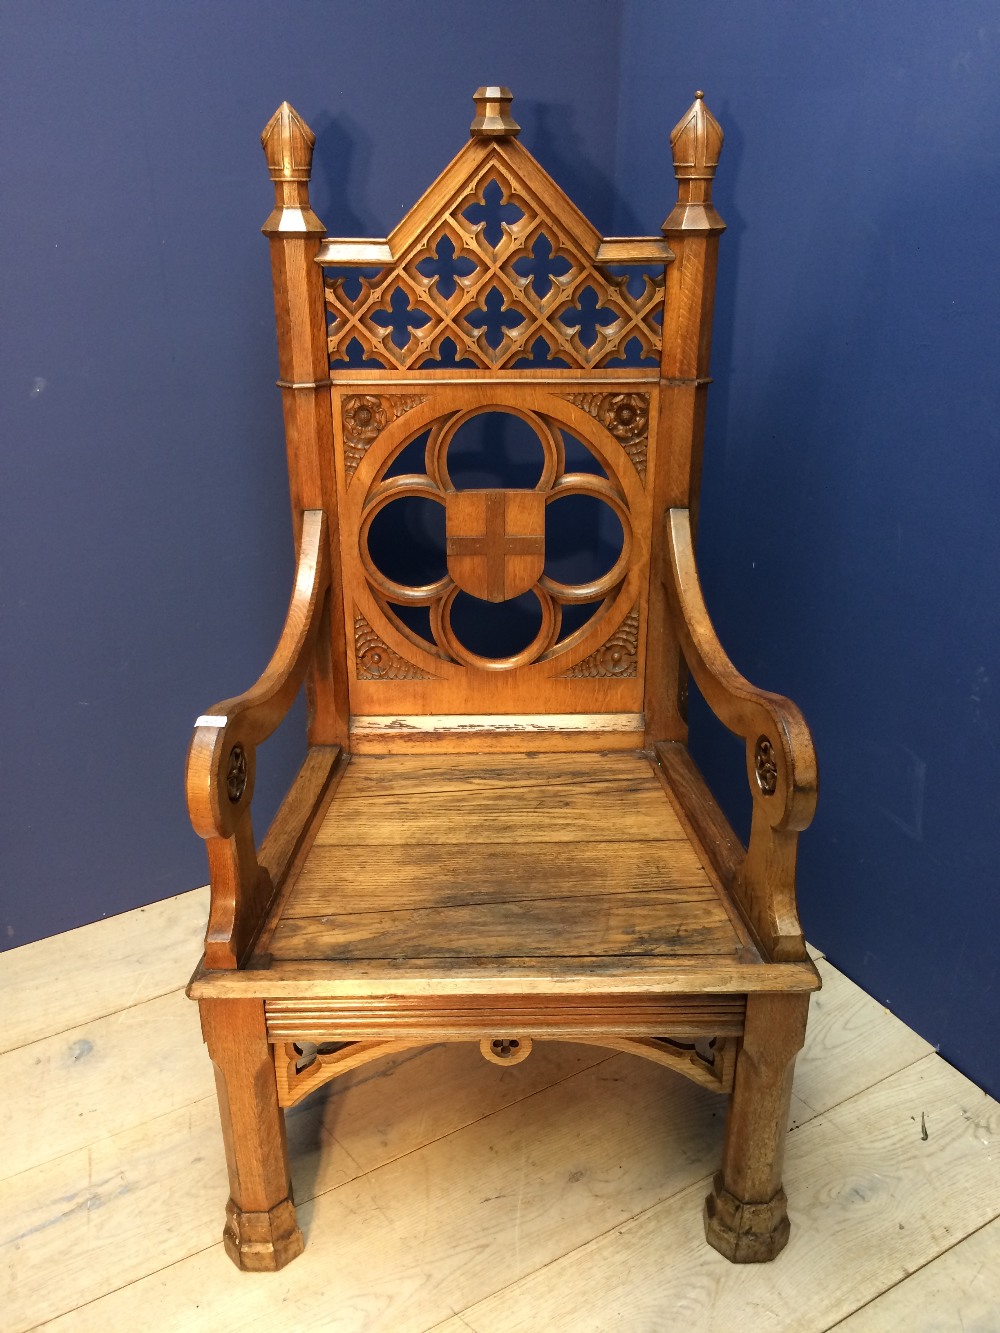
[
  {"xmin": 704, "ymin": 992, "xmax": 809, "ymax": 1260},
  {"xmin": 4, "ymin": 890, "xmax": 993, "ymax": 1331},
  {"xmin": 314, "ymin": 784, "xmax": 685, "ymax": 844},
  {"xmin": 188, "ymin": 957, "xmax": 820, "ymax": 999},
  {"xmin": 0, "ymin": 886, "xmax": 208, "ymax": 1055},
  {"xmin": 458, "ymin": 1057, "xmax": 1000, "ymax": 1333},
  {"xmin": 271, "ymin": 892, "xmax": 740, "ymax": 962},
  {"xmin": 186, "ymin": 511, "xmax": 332, "ymax": 969},
  {"xmin": 0, "ymin": 989, "xmax": 212, "ymax": 1185},
  {"xmin": 349, "ymin": 712, "xmax": 645, "ymax": 752},
  {"xmin": 180, "ymin": 86, "xmax": 823, "ymax": 1269},
  {"xmin": 199, "ymin": 998, "xmax": 302, "ymax": 1270},
  {"xmin": 263, "ymin": 995, "xmax": 748, "ymax": 1042},
  {"xmin": 662, "ymin": 509, "xmax": 818, "ymax": 962},
  {"xmin": 325, "ymin": 747, "xmax": 647, "ymax": 791},
  {"xmin": 833, "ymin": 1215, "xmax": 1000, "ymax": 1331},
  {"xmin": 260, "ymin": 103, "xmax": 349, "ymax": 749},
  {"xmin": 1, "ymin": 1023, "xmax": 605, "ymax": 1328},
  {"xmin": 30, "ymin": 1043, "xmax": 997, "ymax": 1333},
  {"xmin": 287, "ymin": 842, "xmax": 713, "ymax": 914}
]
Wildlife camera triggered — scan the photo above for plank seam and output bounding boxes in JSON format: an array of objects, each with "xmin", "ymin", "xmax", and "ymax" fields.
[
  {"xmin": 0, "ymin": 984, "xmax": 188, "ymax": 1059},
  {"xmin": 817, "ymin": 1212, "xmax": 1000, "ymax": 1332}
]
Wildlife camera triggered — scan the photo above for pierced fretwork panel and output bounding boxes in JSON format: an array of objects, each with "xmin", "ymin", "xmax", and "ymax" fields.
[
  {"xmin": 325, "ymin": 165, "xmax": 664, "ymax": 371},
  {"xmin": 356, "ymin": 406, "xmax": 637, "ymax": 673}
]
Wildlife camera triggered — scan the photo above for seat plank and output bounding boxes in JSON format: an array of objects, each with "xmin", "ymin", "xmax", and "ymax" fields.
[
  {"xmin": 287, "ymin": 841, "xmax": 713, "ymax": 915},
  {"xmin": 334, "ymin": 751, "xmax": 656, "ymax": 797},
  {"xmin": 270, "ymin": 888, "xmax": 739, "ymax": 961},
  {"xmin": 315, "ymin": 779, "xmax": 686, "ymax": 846},
  {"xmin": 323, "ymin": 758, "xmax": 687, "ymax": 855}
]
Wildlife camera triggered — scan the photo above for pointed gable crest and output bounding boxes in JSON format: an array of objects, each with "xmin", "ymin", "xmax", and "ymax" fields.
[{"xmin": 321, "ymin": 89, "xmax": 669, "ymax": 372}]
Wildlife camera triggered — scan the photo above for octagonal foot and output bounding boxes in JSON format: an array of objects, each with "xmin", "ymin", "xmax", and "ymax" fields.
[
  {"xmin": 223, "ymin": 1196, "xmax": 304, "ymax": 1271},
  {"xmin": 703, "ymin": 1171, "xmax": 790, "ymax": 1263}
]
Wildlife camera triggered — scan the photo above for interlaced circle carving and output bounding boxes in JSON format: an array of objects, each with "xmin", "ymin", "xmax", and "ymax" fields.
[
  {"xmin": 359, "ymin": 408, "xmax": 634, "ymax": 672},
  {"xmin": 226, "ymin": 745, "xmax": 247, "ymax": 804},
  {"xmin": 326, "ymin": 167, "xmax": 663, "ymax": 371},
  {"xmin": 754, "ymin": 735, "xmax": 778, "ymax": 796}
]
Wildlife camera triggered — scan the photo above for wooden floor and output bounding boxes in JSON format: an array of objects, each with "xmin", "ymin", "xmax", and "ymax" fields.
[{"xmin": 2, "ymin": 889, "xmax": 998, "ymax": 1331}]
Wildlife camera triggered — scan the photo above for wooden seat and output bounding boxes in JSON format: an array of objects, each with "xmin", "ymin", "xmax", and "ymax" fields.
[
  {"xmin": 186, "ymin": 87, "xmax": 819, "ymax": 1272},
  {"xmin": 269, "ymin": 752, "xmax": 748, "ymax": 967}
]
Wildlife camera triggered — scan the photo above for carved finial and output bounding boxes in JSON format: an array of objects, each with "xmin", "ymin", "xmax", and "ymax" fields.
[
  {"xmin": 471, "ymin": 87, "xmax": 520, "ymax": 139},
  {"xmin": 261, "ymin": 101, "xmax": 316, "ymax": 181},
  {"xmin": 663, "ymin": 92, "xmax": 725, "ymax": 235},
  {"xmin": 670, "ymin": 92, "xmax": 723, "ymax": 180}
]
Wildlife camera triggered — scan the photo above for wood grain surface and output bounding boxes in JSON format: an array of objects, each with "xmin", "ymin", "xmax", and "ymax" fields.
[
  {"xmin": 3, "ymin": 888, "xmax": 995, "ymax": 1332},
  {"xmin": 266, "ymin": 752, "xmax": 745, "ymax": 967}
]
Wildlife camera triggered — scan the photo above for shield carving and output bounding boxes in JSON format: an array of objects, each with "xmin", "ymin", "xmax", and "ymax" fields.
[{"xmin": 446, "ymin": 489, "xmax": 545, "ymax": 602}]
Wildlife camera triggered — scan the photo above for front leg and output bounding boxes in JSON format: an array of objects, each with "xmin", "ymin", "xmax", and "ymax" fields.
[
  {"xmin": 704, "ymin": 992, "xmax": 809, "ymax": 1261},
  {"xmin": 200, "ymin": 998, "xmax": 303, "ymax": 1271}
]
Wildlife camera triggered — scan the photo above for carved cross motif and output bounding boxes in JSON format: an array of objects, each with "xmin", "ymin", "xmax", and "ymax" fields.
[
  {"xmin": 460, "ymin": 178, "xmax": 525, "ymax": 249},
  {"xmin": 446, "ymin": 490, "xmax": 545, "ymax": 602},
  {"xmin": 558, "ymin": 284, "xmax": 618, "ymax": 348},
  {"xmin": 465, "ymin": 285, "xmax": 526, "ymax": 353},
  {"xmin": 511, "ymin": 232, "xmax": 572, "ymax": 300},
  {"xmin": 325, "ymin": 165, "xmax": 663, "ymax": 370}
]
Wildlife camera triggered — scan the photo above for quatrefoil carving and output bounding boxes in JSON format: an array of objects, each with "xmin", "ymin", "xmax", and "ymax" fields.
[
  {"xmin": 359, "ymin": 408, "xmax": 634, "ymax": 671},
  {"xmin": 326, "ymin": 168, "xmax": 662, "ymax": 371}
]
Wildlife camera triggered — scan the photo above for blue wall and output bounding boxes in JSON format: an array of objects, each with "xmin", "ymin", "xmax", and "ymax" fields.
[
  {"xmin": 2, "ymin": 1, "xmax": 997, "ymax": 1100},
  {"xmin": 0, "ymin": 1, "xmax": 623, "ymax": 946},
  {"xmin": 616, "ymin": 1, "xmax": 1000, "ymax": 1097}
]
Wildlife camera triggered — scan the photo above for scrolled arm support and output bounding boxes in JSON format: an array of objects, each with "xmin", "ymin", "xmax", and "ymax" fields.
[
  {"xmin": 186, "ymin": 509, "xmax": 331, "ymax": 967},
  {"xmin": 663, "ymin": 508, "xmax": 818, "ymax": 960}
]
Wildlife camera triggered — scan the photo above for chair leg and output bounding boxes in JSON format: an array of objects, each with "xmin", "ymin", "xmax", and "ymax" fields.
[
  {"xmin": 704, "ymin": 992, "xmax": 809, "ymax": 1262},
  {"xmin": 200, "ymin": 998, "xmax": 304, "ymax": 1271}
]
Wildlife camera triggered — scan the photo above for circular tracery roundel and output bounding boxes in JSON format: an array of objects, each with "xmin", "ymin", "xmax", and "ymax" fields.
[{"xmin": 359, "ymin": 407, "xmax": 635, "ymax": 671}]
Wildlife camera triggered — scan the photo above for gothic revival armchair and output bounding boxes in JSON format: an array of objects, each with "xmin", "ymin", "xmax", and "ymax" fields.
[{"xmin": 186, "ymin": 88, "xmax": 819, "ymax": 1271}]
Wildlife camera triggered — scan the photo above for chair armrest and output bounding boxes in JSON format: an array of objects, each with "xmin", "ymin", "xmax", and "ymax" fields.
[
  {"xmin": 664, "ymin": 507, "xmax": 817, "ymax": 832},
  {"xmin": 186, "ymin": 509, "xmax": 330, "ymax": 967},
  {"xmin": 186, "ymin": 509, "xmax": 330, "ymax": 842},
  {"xmin": 663, "ymin": 508, "xmax": 818, "ymax": 960}
]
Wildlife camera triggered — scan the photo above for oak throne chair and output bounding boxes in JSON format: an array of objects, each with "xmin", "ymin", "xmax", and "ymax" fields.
[{"xmin": 186, "ymin": 87, "xmax": 819, "ymax": 1271}]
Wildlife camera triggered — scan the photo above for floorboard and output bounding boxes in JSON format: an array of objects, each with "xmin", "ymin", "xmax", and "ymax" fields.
[
  {"xmin": 830, "ymin": 1215, "xmax": 1000, "ymax": 1330},
  {"xmin": 0, "ymin": 888, "xmax": 208, "ymax": 1054},
  {"xmin": 0, "ymin": 887, "xmax": 995, "ymax": 1333},
  {"xmin": 458, "ymin": 1057, "xmax": 1000, "ymax": 1333}
]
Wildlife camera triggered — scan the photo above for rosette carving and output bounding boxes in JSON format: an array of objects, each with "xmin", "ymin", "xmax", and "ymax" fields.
[
  {"xmin": 354, "ymin": 610, "xmax": 432, "ymax": 680},
  {"xmin": 562, "ymin": 606, "xmax": 639, "ymax": 679},
  {"xmin": 342, "ymin": 394, "xmax": 426, "ymax": 481},
  {"xmin": 563, "ymin": 392, "xmax": 649, "ymax": 480}
]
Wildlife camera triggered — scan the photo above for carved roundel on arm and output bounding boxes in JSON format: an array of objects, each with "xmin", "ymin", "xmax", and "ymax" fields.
[{"xmin": 347, "ymin": 401, "xmax": 643, "ymax": 675}]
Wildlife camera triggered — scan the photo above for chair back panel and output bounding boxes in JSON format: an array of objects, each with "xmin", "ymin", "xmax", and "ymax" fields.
[{"xmin": 262, "ymin": 88, "xmax": 725, "ymax": 739}]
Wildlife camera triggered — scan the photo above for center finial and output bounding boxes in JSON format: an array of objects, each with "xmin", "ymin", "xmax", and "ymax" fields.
[{"xmin": 471, "ymin": 86, "xmax": 520, "ymax": 139}]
